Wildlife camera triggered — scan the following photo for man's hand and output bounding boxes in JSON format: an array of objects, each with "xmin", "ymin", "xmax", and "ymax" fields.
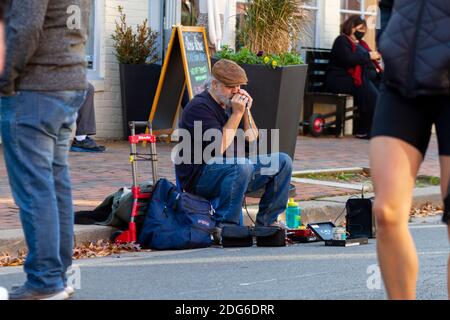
[
  {"xmin": 238, "ymin": 89, "xmax": 253, "ymax": 111},
  {"xmin": 230, "ymin": 93, "xmax": 248, "ymax": 115}
]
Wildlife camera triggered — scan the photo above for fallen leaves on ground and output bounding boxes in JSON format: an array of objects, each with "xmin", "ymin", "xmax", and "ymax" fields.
[
  {"xmin": 410, "ymin": 202, "xmax": 443, "ymax": 218},
  {"xmin": 0, "ymin": 250, "xmax": 27, "ymax": 267},
  {"xmin": 72, "ymin": 240, "xmax": 146, "ymax": 260},
  {"xmin": 0, "ymin": 240, "xmax": 149, "ymax": 267},
  {"xmin": 1, "ymin": 203, "xmax": 443, "ymax": 267}
]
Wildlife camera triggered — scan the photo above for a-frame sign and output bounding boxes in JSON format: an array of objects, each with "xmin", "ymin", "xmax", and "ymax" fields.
[{"xmin": 148, "ymin": 25, "xmax": 211, "ymax": 135}]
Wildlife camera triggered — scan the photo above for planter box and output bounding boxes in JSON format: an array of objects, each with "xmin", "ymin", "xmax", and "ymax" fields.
[
  {"xmin": 233, "ymin": 63, "xmax": 308, "ymax": 160},
  {"xmin": 119, "ymin": 63, "xmax": 162, "ymax": 137}
]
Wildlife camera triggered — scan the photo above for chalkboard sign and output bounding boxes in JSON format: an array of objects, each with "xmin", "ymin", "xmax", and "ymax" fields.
[
  {"xmin": 179, "ymin": 27, "xmax": 211, "ymax": 97},
  {"xmin": 148, "ymin": 26, "xmax": 211, "ymax": 134}
]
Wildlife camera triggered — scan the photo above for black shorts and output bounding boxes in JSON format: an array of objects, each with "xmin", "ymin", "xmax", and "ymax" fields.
[
  {"xmin": 371, "ymin": 84, "xmax": 450, "ymax": 225},
  {"xmin": 444, "ymin": 195, "xmax": 450, "ymax": 225},
  {"xmin": 372, "ymin": 84, "xmax": 450, "ymax": 157}
]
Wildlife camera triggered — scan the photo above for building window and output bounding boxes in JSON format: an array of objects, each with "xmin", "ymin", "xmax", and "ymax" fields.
[
  {"xmin": 340, "ymin": 0, "xmax": 378, "ymax": 46},
  {"xmin": 86, "ymin": 0, "xmax": 103, "ymax": 79},
  {"xmin": 86, "ymin": 0, "xmax": 95, "ymax": 70},
  {"xmin": 299, "ymin": 0, "xmax": 320, "ymax": 49},
  {"xmin": 340, "ymin": 0, "xmax": 378, "ymax": 29}
]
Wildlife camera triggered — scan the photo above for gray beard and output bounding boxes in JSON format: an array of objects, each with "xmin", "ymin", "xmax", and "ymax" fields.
[{"xmin": 213, "ymin": 89, "xmax": 231, "ymax": 107}]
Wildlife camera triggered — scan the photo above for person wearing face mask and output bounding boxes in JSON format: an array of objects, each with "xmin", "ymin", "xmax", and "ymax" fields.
[
  {"xmin": 325, "ymin": 15, "xmax": 383, "ymax": 139},
  {"xmin": 175, "ymin": 59, "xmax": 293, "ymax": 238}
]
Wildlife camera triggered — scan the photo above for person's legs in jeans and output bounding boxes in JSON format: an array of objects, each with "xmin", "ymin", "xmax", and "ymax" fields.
[
  {"xmin": 246, "ymin": 153, "xmax": 293, "ymax": 226},
  {"xmin": 54, "ymin": 108, "xmax": 85, "ymax": 287},
  {"xmin": 0, "ymin": 91, "xmax": 84, "ymax": 293},
  {"xmin": 194, "ymin": 159, "xmax": 254, "ymax": 225}
]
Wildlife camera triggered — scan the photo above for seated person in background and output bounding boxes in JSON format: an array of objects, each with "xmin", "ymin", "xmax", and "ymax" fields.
[
  {"xmin": 325, "ymin": 15, "xmax": 383, "ymax": 139},
  {"xmin": 70, "ymin": 83, "xmax": 106, "ymax": 152},
  {"xmin": 175, "ymin": 59, "xmax": 293, "ymax": 231}
]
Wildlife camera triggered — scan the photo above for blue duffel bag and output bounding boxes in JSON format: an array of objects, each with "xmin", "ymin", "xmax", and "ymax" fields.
[{"xmin": 138, "ymin": 178, "xmax": 215, "ymax": 250}]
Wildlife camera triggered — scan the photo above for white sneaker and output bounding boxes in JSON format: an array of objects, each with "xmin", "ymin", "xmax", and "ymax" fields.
[{"xmin": 65, "ymin": 286, "xmax": 75, "ymax": 297}]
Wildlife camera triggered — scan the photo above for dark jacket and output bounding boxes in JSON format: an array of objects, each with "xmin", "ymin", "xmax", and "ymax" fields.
[
  {"xmin": 325, "ymin": 35, "xmax": 372, "ymax": 92},
  {"xmin": 176, "ymin": 91, "xmax": 225, "ymax": 192},
  {"xmin": 379, "ymin": 0, "xmax": 450, "ymax": 97}
]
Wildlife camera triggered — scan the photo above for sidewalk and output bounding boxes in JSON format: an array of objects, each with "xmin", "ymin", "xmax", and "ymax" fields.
[{"xmin": 0, "ymin": 135, "xmax": 442, "ymax": 251}]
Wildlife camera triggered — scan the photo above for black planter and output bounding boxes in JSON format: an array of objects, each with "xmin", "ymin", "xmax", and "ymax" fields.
[
  {"xmin": 243, "ymin": 64, "xmax": 307, "ymax": 159},
  {"xmin": 211, "ymin": 60, "xmax": 308, "ymax": 160},
  {"xmin": 119, "ymin": 63, "xmax": 162, "ymax": 137}
]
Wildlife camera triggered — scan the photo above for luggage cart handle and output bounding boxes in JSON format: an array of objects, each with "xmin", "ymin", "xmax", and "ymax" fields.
[{"xmin": 129, "ymin": 121, "xmax": 152, "ymax": 129}]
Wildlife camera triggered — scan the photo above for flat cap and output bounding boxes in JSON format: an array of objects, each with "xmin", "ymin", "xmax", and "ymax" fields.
[{"xmin": 212, "ymin": 59, "xmax": 248, "ymax": 86}]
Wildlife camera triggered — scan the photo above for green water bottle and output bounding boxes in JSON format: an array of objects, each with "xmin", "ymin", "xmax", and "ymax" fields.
[{"xmin": 286, "ymin": 198, "xmax": 300, "ymax": 229}]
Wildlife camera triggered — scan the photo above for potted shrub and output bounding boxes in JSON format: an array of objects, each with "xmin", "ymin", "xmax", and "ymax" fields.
[
  {"xmin": 112, "ymin": 6, "xmax": 161, "ymax": 137},
  {"xmin": 214, "ymin": 0, "xmax": 309, "ymax": 160}
]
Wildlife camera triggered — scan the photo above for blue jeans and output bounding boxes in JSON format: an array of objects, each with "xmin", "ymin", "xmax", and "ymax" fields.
[
  {"xmin": 0, "ymin": 90, "xmax": 86, "ymax": 293},
  {"xmin": 194, "ymin": 153, "xmax": 293, "ymax": 226}
]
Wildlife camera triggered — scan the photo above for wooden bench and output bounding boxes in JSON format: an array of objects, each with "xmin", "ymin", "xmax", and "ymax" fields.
[{"xmin": 301, "ymin": 48, "xmax": 357, "ymax": 137}]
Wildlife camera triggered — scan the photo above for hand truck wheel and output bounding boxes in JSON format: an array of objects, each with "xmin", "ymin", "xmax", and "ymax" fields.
[{"xmin": 309, "ymin": 113, "xmax": 325, "ymax": 137}]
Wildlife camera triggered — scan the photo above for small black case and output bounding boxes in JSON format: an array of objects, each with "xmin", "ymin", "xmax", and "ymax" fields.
[
  {"xmin": 221, "ymin": 226, "xmax": 253, "ymax": 247},
  {"xmin": 253, "ymin": 226, "xmax": 286, "ymax": 247}
]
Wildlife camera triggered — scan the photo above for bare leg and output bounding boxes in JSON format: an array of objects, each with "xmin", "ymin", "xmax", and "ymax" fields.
[
  {"xmin": 370, "ymin": 137, "xmax": 422, "ymax": 299},
  {"xmin": 438, "ymin": 156, "xmax": 450, "ymax": 299}
]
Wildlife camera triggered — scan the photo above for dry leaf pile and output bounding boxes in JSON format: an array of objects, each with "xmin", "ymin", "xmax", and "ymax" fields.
[
  {"xmin": 410, "ymin": 202, "xmax": 443, "ymax": 219},
  {"xmin": 1, "ymin": 240, "xmax": 148, "ymax": 267},
  {"xmin": 1, "ymin": 203, "xmax": 443, "ymax": 267},
  {"xmin": 0, "ymin": 250, "xmax": 27, "ymax": 267}
]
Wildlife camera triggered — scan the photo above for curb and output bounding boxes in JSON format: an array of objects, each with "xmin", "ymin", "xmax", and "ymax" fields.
[
  {"xmin": 0, "ymin": 225, "xmax": 116, "ymax": 255},
  {"xmin": 0, "ymin": 186, "xmax": 442, "ymax": 255},
  {"xmin": 243, "ymin": 186, "xmax": 443, "ymax": 226}
]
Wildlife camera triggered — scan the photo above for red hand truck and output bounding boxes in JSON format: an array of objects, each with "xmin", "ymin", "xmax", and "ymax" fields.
[{"xmin": 113, "ymin": 121, "xmax": 159, "ymax": 244}]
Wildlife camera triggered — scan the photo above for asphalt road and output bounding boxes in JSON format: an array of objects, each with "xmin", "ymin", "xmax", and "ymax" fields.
[{"xmin": 0, "ymin": 217, "xmax": 448, "ymax": 300}]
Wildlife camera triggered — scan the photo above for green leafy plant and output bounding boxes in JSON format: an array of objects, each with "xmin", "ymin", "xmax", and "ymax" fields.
[
  {"xmin": 111, "ymin": 6, "xmax": 159, "ymax": 64},
  {"xmin": 215, "ymin": 0, "xmax": 308, "ymax": 69},
  {"xmin": 215, "ymin": 45, "xmax": 303, "ymax": 69},
  {"xmin": 238, "ymin": 0, "xmax": 309, "ymax": 55}
]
